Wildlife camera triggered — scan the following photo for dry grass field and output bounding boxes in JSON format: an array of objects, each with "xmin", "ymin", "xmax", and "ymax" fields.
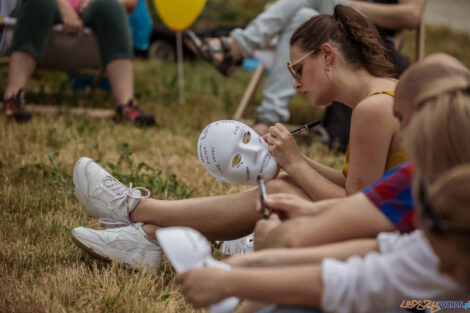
[{"xmin": 1, "ymin": 24, "xmax": 469, "ymax": 312}]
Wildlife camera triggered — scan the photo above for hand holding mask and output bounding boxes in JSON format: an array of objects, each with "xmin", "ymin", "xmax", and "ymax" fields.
[
  {"xmin": 156, "ymin": 227, "xmax": 239, "ymax": 313},
  {"xmin": 197, "ymin": 120, "xmax": 280, "ymax": 186}
]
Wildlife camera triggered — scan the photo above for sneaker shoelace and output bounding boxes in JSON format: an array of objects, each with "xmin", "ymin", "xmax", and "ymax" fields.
[{"xmin": 98, "ymin": 176, "xmax": 150, "ymax": 227}]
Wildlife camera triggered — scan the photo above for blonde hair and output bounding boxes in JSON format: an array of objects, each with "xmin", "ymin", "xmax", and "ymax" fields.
[
  {"xmin": 400, "ymin": 54, "xmax": 470, "ymax": 178},
  {"xmin": 399, "ymin": 55, "xmax": 470, "ymax": 247},
  {"xmin": 395, "ymin": 53, "xmax": 470, "ymax": 109},
  {"xmin": 425, "ymin": 164, "xmax": 470, "ymax": 246},
  {"xmin": 401, "ymin": 56, "xmax": 470, "ymax": 220},
  {"xmin": 405, "ymin": 89, "xmax": 470, "ymax": 177}
]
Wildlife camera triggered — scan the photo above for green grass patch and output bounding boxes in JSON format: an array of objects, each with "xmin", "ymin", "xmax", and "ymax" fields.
[{"xmin": 0, "ymin": 23, "xmax": 468, "ymax": 312}]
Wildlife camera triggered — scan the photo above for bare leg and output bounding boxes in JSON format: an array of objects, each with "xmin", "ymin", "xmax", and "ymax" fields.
[
  {"xmin": 134, "ymin": 178, "xmax": 311, "ymax": 241},
  {"xmin": 142, "ymin": 224, "xmax": 161, "ymax": 240},
  {"xmin": 205, "ymin": 36, "xmax": 243, "ymax": 64},
  {"xmin": 105, "ymin": 58, "xmax": 134, "ymax": 106},
  {"xmin": 4, "ymin": 51, "xmax": 36, "ymax": 99}
]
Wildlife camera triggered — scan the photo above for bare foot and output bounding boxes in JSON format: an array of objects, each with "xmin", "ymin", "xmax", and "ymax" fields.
[
  {"xmin": 184, "ymin": 31, "xmax": 243, "ymax": 76},
  {"xmin": 142, "ymin": 224, "xmax": 160, "ymax": 241},
  {"xmin": 205, "ymin": 36, "xmax": 243, "ymax": 65}
]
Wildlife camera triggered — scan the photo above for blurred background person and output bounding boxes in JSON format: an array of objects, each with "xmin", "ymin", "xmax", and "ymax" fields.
[
  {"xmin": 185, "ymin": 0, "xmax": 427, "ymax": 151},
  {"xmin": 2, "ymin": 0, "xmax": 155, "ymax": 125}
]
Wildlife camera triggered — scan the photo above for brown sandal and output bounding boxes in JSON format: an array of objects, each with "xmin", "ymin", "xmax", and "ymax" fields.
[{"xmin": 183, "ymin": 30, "xmax": 242, "ymax": 77}]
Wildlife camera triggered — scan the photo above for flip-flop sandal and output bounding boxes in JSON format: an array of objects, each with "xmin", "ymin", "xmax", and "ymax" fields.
[{"xmin": 184, "ymin": 30, "xmax": 242, "ymax": 77}]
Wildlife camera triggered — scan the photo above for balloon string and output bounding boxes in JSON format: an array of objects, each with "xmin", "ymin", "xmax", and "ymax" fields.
[{"xmin": 176, "ymin": 31, "xmax": 185, "ymax": 104}]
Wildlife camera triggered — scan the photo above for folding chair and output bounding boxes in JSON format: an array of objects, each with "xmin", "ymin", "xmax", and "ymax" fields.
[
  {"xmin": 0, "ymin": 13, "xmax": 111, "ymax": 117},
  {"xmin": 0, "ymin": 16, "xmax": 103, "ymax": 79}
]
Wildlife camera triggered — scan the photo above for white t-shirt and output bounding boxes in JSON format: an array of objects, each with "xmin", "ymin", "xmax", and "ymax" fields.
[{"xmin": 321, "ymin": 230, "xmax": 469, "ymax": 313}]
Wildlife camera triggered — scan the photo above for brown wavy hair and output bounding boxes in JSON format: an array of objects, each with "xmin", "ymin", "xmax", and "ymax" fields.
[{"xmin": 290, "ymin": 5, "xmax": 394, "ymax": 77}]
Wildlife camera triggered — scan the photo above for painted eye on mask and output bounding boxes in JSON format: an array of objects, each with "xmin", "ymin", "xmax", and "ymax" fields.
[
  {"xmin": 242, "ymin": 131, "xmax": 251, "ymax": 144},
  {"xmin": 232, "ymin": 154, "xmax": 242, "ymax": 168}
]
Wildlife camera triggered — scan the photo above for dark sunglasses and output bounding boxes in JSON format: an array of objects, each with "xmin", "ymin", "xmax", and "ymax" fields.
[{"xmin": 418, "ymin": 179, "xmax": 470, "ymax": 235}]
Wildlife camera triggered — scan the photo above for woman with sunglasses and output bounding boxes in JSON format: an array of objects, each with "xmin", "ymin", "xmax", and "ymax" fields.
[
  {"xmin": 69, "ymin": 5, "xmax": 407, "ymax": 270},
  {"xmin": 266, "ymin": 4, "xmax": 406, "ymax": 202},
  {"xmin": 176, "ymin": 55, "xmax": 470, "ymax": 313},
  {"xmin": 251, "ymin": 53, "xmax": 470, "ymax": 251}
]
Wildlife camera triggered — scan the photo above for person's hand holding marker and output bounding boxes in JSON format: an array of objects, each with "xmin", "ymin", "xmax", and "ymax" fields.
[
  {"xmin": 257, "ymin": 176, "xmax": 270, "ymax": 219},
  {"xmin": 254, "ymin": 176, "xmax": 280, "ymax": 250},
  {"xmin": 262, "ymin": 120, "xmax": 321, "ymax": 171},
  {"xmin": 253, "ymin": 213, "xmax": 281, "ymax": 250},
  {"xmin": 256, "ymin": 193, "xmax": 323, "ymax": 219}
]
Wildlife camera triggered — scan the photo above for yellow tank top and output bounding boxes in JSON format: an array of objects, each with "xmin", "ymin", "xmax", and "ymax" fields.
[{"xmin": 342, "ymin": 90, "xmax": 409, "ymax": 177}]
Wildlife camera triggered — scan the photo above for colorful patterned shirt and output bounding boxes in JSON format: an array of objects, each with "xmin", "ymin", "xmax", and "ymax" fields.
[{"xmin": 362, "ymin": 161, "xmax": 415, "ymax": 233}]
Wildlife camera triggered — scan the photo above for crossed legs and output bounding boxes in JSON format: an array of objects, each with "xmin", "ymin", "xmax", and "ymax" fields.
[{"xmin": 134, "ymin": 176, "xmax": 310, "ymax": 241}]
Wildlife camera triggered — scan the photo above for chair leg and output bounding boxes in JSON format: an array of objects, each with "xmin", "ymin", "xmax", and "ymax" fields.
[
  {"xmin": 416, "ymin": 18, "xmax": 425, "ymax": 61},
  {"xmin": 233, "ymin": 64, "xmax": 265, "ymax": 121}
]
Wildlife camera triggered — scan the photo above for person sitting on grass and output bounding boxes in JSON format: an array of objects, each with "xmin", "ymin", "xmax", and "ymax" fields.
[
  {"xmin": 2, "ymin": 0, "xmax": 155, "ymax": 126},
  {"xmin": 251, "ymin": 53, "xmax": 470, "ymax": 251},
  {"xmin": 175, "ymin": 54, "xmax": 470, "ymax": 313},
  {"xmin": 70, "ymin": 5, "xmax": 408, "ymax": 271}
]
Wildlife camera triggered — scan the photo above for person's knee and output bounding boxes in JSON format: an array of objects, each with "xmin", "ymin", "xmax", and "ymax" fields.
[
  {"xmin": 21, "ymin": 0, "xmax": 57, "ymax": 15},
  {"xmin": 265, "ymin": 178, "xmax": 291, "ymax": 193},
  {"xmin": 89, "ymin": 0, "xmax": 127, "ymax": 17}
]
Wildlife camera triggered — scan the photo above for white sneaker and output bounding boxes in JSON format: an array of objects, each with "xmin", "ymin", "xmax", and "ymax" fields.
[
  {"xmin": 71, "ymin": 223, "xmax": 161, "ymax": 271},
  {"xmin": 220, "ymin": 233, "xmax": 254, "ymax": 255},
  {"xmin": 73, "ymin": 157, "xmax": 150, "ymax": 226}
]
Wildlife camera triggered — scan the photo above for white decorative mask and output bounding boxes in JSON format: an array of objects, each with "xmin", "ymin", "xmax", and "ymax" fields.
[{"xmin": 197, "ymin": 120, "xmax": 279, "ymax": 186}]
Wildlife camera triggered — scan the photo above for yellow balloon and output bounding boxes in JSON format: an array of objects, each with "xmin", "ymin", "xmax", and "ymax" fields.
[{"xmin": 154, "ymin": 0, "xmax": 207, "ymax": 31}]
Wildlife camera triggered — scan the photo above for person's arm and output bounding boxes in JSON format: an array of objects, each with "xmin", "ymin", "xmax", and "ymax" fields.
[
  {"xmin": 256, "ymin": 193, "xmax": 343, "ymax": 218},
  {"xmin": 56, "ymin": 0, "xmax": 83, "ymax": 34},
  {"xmin": 226, "ymin": 238, "xmax": 379, "ymax": 268},
  {"xmin": 262, "ymin": 192, "xmax": 395, "ymax": 249},
  {"xmin": 252, "ymin": 196, "xmax": 347, "ymax": 250},
  {"xmin": 301, "ymin": 155, "xmax": 347, "ymax": 188},
  {"xmin": 268, "ymin": 95, "xmax": 399, "ymax": 200},
  {"xmin": 320, "ymin": 231, "xmax": 463, "ymax": 313},
  {"xmin": 266, "ymin": 124, "xmax": 348, "ymax": 200},
  {"xmin": 177, "ymin": 265, "xmax": 324, "ymax": 309},
  {"xmin": 348, "ymin": 0, "xmax": 427, "ymax": 30},
  {"xmin": 343, "ymin": 94, "xmax": 399, "ymax": 195}
]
